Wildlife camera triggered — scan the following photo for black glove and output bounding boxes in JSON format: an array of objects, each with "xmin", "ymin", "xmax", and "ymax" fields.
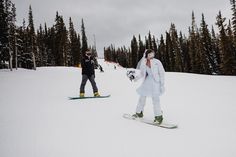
[{"xmin": 129, "ymin": 74, "xmax": 135, "ymax": 81}]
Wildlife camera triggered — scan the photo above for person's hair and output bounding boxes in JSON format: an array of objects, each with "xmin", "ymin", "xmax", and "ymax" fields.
[
  {"xmin": 145, "ymin": 49, "xmax": 154, "ymax": 58},
  {"xmin": 86, "ymin": 49, "xmax": 92, "ymax": 54}
]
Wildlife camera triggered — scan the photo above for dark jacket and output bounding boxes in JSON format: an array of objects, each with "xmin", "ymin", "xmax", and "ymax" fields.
[{"xmin": 81, "ymin": 56, "xmax": 95, "ymax": 77}]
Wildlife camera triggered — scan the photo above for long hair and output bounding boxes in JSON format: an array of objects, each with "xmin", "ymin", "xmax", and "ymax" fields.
[
  {"xmin": 136, "ymin": 49, "xmax": 154, "ymax": 69},
  {"xmin": 144, "ymin": 49, "xmax": 154, "ymax": 58}
]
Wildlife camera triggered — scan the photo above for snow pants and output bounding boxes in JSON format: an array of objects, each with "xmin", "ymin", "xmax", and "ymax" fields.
[
  {"xmin": 136, "ymin": 96, "xmax": 162, "ymax": 116},
  {"xmin": 80, "ymin": 74, "xmax": 98, "ymax": 93}
]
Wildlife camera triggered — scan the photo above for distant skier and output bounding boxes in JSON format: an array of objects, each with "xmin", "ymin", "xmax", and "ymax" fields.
[
  {"xmin": 99, "ymin": 64, "xmax": 104, "ymax": 72},
  {"xmin": 127, "ymin": 49, "xmax": 165, "ymax": 124},
  {"xmin": 80, "ymin": 50, "xmax": 100, "ymax": 97}
]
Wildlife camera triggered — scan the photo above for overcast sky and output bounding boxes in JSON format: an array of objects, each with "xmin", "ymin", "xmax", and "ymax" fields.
[{"xmin": 12, "ymin": 0, "xmax": 231, "ymax": 57}]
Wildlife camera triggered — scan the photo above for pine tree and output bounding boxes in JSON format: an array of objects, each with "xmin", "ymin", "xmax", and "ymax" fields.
[
  {"xmin": 157, "ymin": 34, "xmax": 166, "ymax": 66},
  {"xmin": 196, "ymin": 29, "xmax": 204, "ymax": 74},
  {"xmin": 27, "ymin": 5, "xmax": 36, "ymax": 69},
  {"xmin": 81, "ymin": 19, "xmax": 88, "ymax": 57},
  {"xmin": 230, "ymin": 0, "xmax": 236, "ymax": 39},
  {"xmin": 69, "ymin": 17, "xmax": 81, "ymax": 66},
  {"xmin": 200, "ymin": 14, "xmax": 215, "ymax": 74},
  {"xmin": 47, "ymin": 25, "xmax": 56, "ymax": 66},
  {"xmin": 0, "ymin": 0, "xmax": 9, "ymax": 68},
  {"xmin": 216, "ymin": 11, "xmax": 236, "ymax": 75},
  {"xmin": 1, "ymin": 0, "xmax": 16, "ymax": 70},
  {"xmin": 37, "ymin": 24, "xmax": 47, "ymax": 67},
  {"xmin": 152, "ymin": 36, "xmax": 158, "ymax": 58},
  {"xmin": 165, "ymin": 32, "xmax": 174, "ymax": 71},
  {"xmin": 227, "ymin": 20, "xmax": 236, "ymax": 74},
  {"xmin": 170, "ymin": 23, "xmax": 183, "ymax": 72},
  {"xmin": 230, "ymin": 0, "xmax": 236, "ymax": 62},
  {"xmin": 179, "ymin": 32, "xmax": 191, "ymax": 72},
  {"xmin": 138, "ymin": 35, "xmax": 145, "ymax": 60},
  {"xmin": 54, "ymin": 12, "xmax": 69, "ymax": 66},
  {"xmin": 211, "ymin": 26, "xmax": 221, "ymax": 73},
  {"xmin": 166, "ymin": 32, "xmax": 175, "ymax": 71},
  {"xmin": 20, "ymin": 18, "xmax": 30, "ymax": 69},
  {"xmin": 9, "ymin": 3, "xmax": 18, "ymax": 70},
  {"xmin": 189, "ymin": 12, "xmax": 202, "ymax": 73},
  {"xmin": 145, "ymin": 31, "xmax": 153, "ymax": 49},
  {"xmin": 131, "ymin": 35, "xmax": 138, "ymax": 68}
]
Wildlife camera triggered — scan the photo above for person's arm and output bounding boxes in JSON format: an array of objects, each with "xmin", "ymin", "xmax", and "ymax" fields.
[
  {"xmin": 158, "ymin": 60, "xmax": 165, "ymax": 94},
  {"xmin": 134, "ymin": 60, "xmax": 146, "ymax": 81},
  {"xmin": 81, "ymin": 58, "xmax": 85, "ymax": 68},
  {"xmin": 158, "ymin": 61, "xmax": 165, "ymax": 86}
]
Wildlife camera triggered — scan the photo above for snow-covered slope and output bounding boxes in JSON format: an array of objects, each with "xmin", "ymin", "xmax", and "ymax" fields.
[{"xmin": 1, "ymin": 59, "xmax": 236, "ymax": 157}]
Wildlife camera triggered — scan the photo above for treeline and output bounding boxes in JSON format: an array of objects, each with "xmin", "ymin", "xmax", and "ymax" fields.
[
  {"xmin": 104, "ymin": 0, "xmax": 236, "ymax": 75},
  {"xmin": 0, "ymin": 0, "xmax": 95, "ymax": 70}
]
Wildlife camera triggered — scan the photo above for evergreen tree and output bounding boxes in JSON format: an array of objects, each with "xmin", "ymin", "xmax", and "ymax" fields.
[
  {"xmin": 145, "ymin": 31, "xmax": 153, "ymax": 49},
  {"xmin": 131, "ymin": 35, "xmax": 138, "ymax": 68},
  {"xmin": 54, "ymin": 12, "xmax": 69, "ymax": 66},
  {"xmin": 216, "ymin": 11, "xmax": 236, "ymax": 75},
  {"xmin": 152, "ymin": 36, "xmax": 158, "ymax": 58},
  {"xmin": 37, "ymin": 24, "xmax": 47, "ymax": 66},
  {"xmin": 81, "ymin": 19, "xmax": 88, "ymax": 57},
  {"xmin": 211, "ymin": 26, "xmax": 221, "ymax": 73},
  {"xmin": 0, "ymin": 0, "xmax": 9, "ymax": 68},
  {"xmin": 27, "ymin": 5, "xmax": 36, "ymax": 69},
  {"xmin": 20, "ymin": 18, "xmax": 30, "ymax": 68},
  {"xmin": 165, "ymin": 32, "xmax": 174, "ymax": 71},
  {"xmin": 4, "ymin": 0, "xmax": 16, "ymax": 70},
  {"xmin": 179, "ymin": 32, "xmax": 191, "ymax": 72},
  {"xmin": 230, "ymin": 0, "xmax": 236, "ymax": 40},
  {"xmin": 230, "ymin": 0, "xmax": 236, "ymax": 61},
  {"xmin": 9, "ymin": 3, "xmax": 17, "ymax": 70},
  {"xmin": 138, "ymin": 34, "xmax": 145, "ymax": 60},
  {"xmin": 227, "ymin": 20, "xmax": 236, "ymax": 74},
  {"xmin": 200, "ymin": 14, "xmax": 215, "ymax": 74},
  {"xmin": 189, "ymin": 12, "xmax": 201, "ymax": 73},
  {"xmin": 157, "ymin": 34, "xmax": 166, "ymax": 66},
  {"xmin": 170, "ymin": 23, "xmax": 183, "ymax": 72},
  {"xmin": 16, "ymin": 26, "xmax": 24, "ymax": 68},
  {"xmin": 69, "ymin": 17, "xmax": 81, "ymax": 66}
]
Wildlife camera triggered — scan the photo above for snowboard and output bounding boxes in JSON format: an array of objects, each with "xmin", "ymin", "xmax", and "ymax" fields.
[
  {"xmin": 69, "ymin": 95, "xmax": 110, "ymax": 100},
  {"xmin": 123, "ymin": 113, "xmax": 178, "ymax": 129}
]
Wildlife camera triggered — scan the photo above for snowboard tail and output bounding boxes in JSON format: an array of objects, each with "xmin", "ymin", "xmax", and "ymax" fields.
[
  {"xmin": 123, "ymin": 113, "xmax": 178, "ymax": 129},
  {"xmin": 69, "ymin": 95, "xmax": 110, "ymax": 100}
]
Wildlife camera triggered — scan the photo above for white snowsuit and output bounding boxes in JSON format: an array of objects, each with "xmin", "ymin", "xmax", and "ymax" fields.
[{"xmin": 135, "ymin": 58, "xmax": 165, "ymax": 116}]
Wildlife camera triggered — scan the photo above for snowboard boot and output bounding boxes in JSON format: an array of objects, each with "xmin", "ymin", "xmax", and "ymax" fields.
[
  {"xmin": 154, "ymin": 115, "xmax": 163, "ymax": 124},
  {"xmin": 94, "ymin": 92, "xmax": 100, "ymax": 97},
  {"xmin": 132, "ymin": 111, "xmax": 143, "ymax": 118},
  {"xmin": 80, "ymin": 92, "xmax": 85, "ymax": 97}
]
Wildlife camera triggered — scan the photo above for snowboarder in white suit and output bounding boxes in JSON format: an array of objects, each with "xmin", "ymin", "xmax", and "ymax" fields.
[{"xmin": 128, "ymin": 49, "xmax": 165, "ymax": 124}]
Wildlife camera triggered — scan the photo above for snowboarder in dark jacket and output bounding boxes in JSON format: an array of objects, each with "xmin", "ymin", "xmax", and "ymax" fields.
[{"xmin": 80, "ymin": 50, "xmax": 100, "ymax": 97}]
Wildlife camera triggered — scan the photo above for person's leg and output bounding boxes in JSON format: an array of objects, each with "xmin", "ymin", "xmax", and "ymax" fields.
[
  {"xmin": 80, "ymin": 75, "xmax": 88, "ymax": 94},
  {"xmin": 152, "ymin": 96, "xmax": 162, "ymax": 116},
  {"xmin": 152, "ymin": 96, "xmax": 163, "ymax": 123},
  {"xmin": 132, "ymin": 96, "xmax": 146, "ymax": 118},
  {"xmin": 136, "ymin": 96, "xmax": 146, "ymax": 114},
  {"xmin": 88, "ymin": 75, "xmax": 99, "ymax": 94}
]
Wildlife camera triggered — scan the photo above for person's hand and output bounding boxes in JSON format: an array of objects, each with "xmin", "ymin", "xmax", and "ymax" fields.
[
  {"xmin": 126, "ymin": 70, "xmax": 136, "ymax": 81},
  {"xmin": 129, "ymin": 74, "xmax": 135, "ymax": 81}
]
